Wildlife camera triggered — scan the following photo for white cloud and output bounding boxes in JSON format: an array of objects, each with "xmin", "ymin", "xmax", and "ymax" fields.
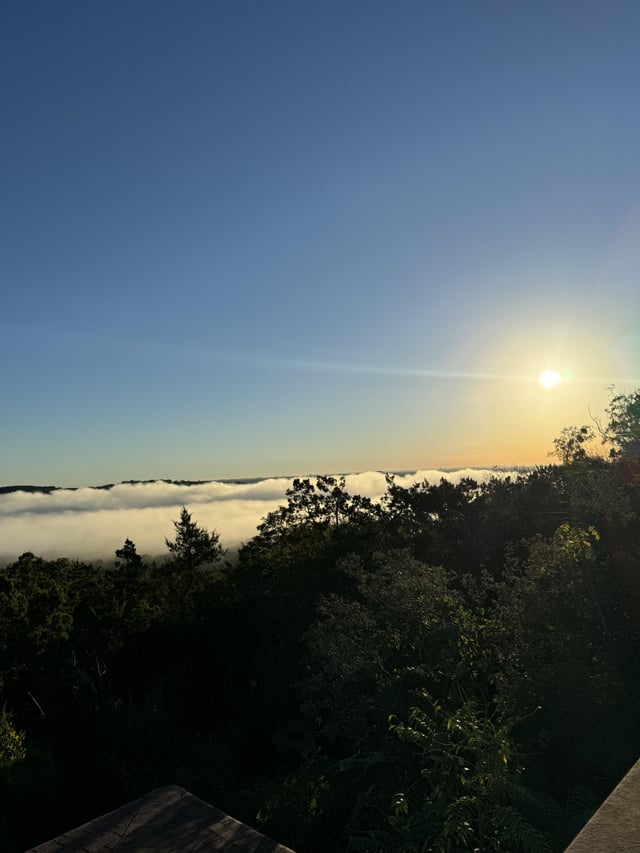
[{"xmin": 0, "ymin": 469, "xmax": 526, "ymax": 562}]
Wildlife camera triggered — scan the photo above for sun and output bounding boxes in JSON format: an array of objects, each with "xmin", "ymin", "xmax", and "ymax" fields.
[{"xmin": 538, "ymin": 369, "xmax": 562, "ymax": 389}]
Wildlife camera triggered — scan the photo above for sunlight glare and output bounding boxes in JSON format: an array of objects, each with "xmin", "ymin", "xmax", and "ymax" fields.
[{"xmin": 538, "ymin": 369, "xmax": 562, "ymax": 389}]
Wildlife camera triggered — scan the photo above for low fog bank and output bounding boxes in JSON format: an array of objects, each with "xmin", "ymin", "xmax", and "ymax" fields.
[{"xmin": 0, "ymin": 468, "xmax": 528, "ymax": 562}]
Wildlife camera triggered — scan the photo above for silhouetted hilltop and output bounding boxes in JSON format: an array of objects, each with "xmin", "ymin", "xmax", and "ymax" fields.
[
  {"xmin": 0, "ymin": 476, "xmax": 275, "ymax": 496},
  {"xmin": 0, "ymin": 485, "xmax": 64, "ymax": 495}
]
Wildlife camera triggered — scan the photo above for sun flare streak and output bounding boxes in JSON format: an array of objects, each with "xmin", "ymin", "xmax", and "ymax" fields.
[{"xmin": 238, "ymin": 351, "xmax": 640, "ymax": 386}]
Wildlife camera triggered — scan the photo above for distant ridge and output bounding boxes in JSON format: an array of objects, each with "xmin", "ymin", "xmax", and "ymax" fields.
[
  {"xmin": 0, "ymin": 477, "xmax": 270, "ymax": 495},
  {"xmin": 0, "ymin": 485, "xmax": 63, "ymax": 495}
]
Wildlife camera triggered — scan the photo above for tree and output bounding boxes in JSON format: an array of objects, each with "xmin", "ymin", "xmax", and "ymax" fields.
[
  {"xmin": 602, "ymin": 389, "xmax": 640, "ymax": 459},
  {"xmin": 104, "ymin": 538, "xmax": 159, "ymax": 641},
  {"xmin": 166, "ymin": 507, "xmax": 223, "ymax": 570},
  {"xmin": 0, "ymin": 709, "xmax": 26, "ymax": 767},
  {"xmin": 114, "ymin": 538, "xmax": 143, "ymax": 576},
  {"xmin": 300, "ymin": 551, "xmax": 459, "ymax": 744},
  {"xmin": 164, "ymin": 507, "xmax": 224, "ymax": 615},
  {"xmin": 0, "ymin": 553, "xmax": 81, "ymax": 697},
  {"xmin": 248, "ymin": 476, "xmax": 377, "ymax": 555},
  {"xmin": 552, "ymin": 425, "xmax": 596, "ymax": 464}
]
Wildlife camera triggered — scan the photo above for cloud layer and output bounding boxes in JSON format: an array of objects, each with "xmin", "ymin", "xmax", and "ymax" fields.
[{"xmin": 0, "ymin": 469, "xmax": 526, "ymax": 562}]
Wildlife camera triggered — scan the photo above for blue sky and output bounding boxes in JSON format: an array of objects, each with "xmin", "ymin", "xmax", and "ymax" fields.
[{"xmin": 3, "ymin": 1, "xmax": 640, "ymax": 485}]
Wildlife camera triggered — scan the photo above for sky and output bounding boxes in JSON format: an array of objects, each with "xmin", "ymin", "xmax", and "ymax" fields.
[{"xmin": 3, "ymin": 1, "xmax": 640, "ymax": 486}]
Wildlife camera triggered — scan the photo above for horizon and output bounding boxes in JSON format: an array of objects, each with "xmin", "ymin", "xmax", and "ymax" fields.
[
  {"xmin": 1, "ymin": 462, "xmax": 535, "ymax": 491},
  {"xmin": 3, "ymin": 2, "xmax": 639, "ymax": 485}
]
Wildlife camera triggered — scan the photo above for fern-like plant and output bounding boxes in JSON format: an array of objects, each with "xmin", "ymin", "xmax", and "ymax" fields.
[{"xmin": 353, "ymin": 694, "xmax": 553, "ymax": 853}]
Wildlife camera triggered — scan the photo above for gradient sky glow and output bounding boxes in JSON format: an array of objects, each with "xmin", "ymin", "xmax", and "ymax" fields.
[{"xmin": 3, "ymin": 1, "xmax": 640, "ymax": 486}]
